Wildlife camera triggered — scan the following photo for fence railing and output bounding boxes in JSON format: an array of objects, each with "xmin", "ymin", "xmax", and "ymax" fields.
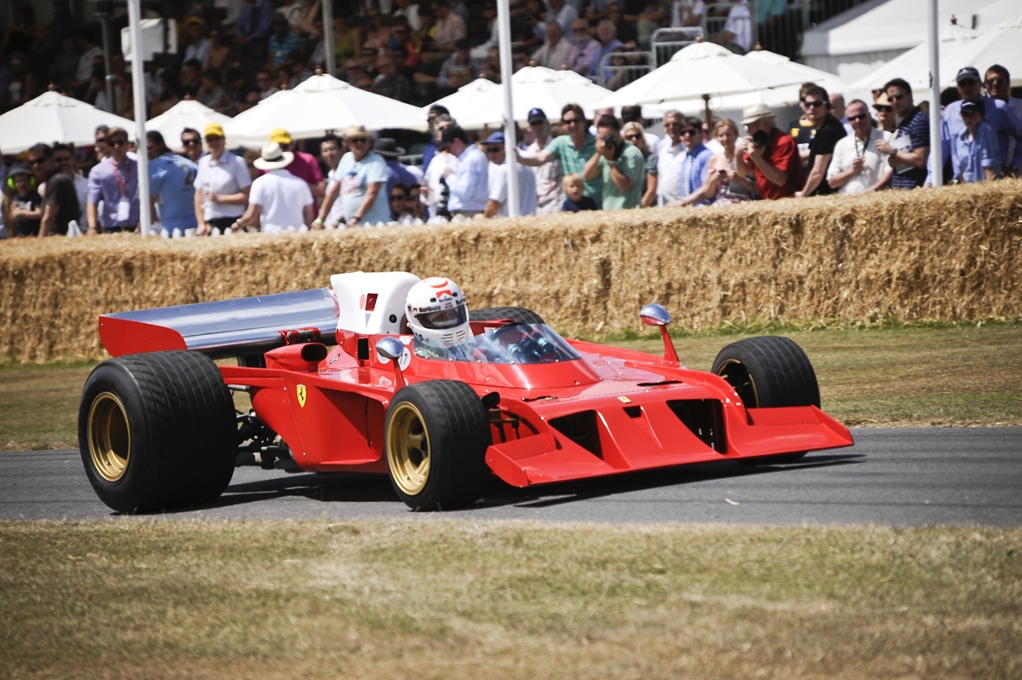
[
  {"xmin": 594, "ymin": 51, "xmax": 656, "ymax": 91},
  {"xmin": 650, "ymin": 27, "xmax": 704, "ymax": 66}
]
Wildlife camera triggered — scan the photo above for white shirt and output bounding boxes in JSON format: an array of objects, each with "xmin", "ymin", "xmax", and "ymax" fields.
[
  {"xmin": 671, "ymin": 0, "xmax": 705, "ymax": 27},
  {"xmin": 393, "ymin": 4, "xmax": 421, "ymax": 30},
  {"xmin": 76, "ymin": 46, "xmax": 104, "ymax": 82},
  {"xmin": 524, "ymin": 139, "xmax": 562, "ymax": 214},
  {"xmin": 422, "ymin": 151, "xmax": 458, "ymax": 214},
  {"xmin": 723, "ymin": 1, "xmax": 752, "ymax": 52},
  {"xmin": 184, "ymin": 38, "xmax": 210, "ymax": 67},
  {"xmin": 655, "ymin": 136, "xmax": 686, "ymax": 205},
  {"xmin": 488, "ymin": 160, "xmax": 538, "ymax": 217},
  {"xmin": 449, "ymin": 144, "xmax": 489, "ymax": 212},
  {"xmin": 249, "ymin": 168, "xmax": 313, "ymax": 232},
  {"xmin": 826, "ymin": 127, "xmax": 891, "ymax": 195},
  {"xmin": 195, "ymin": 151, "xmax": 252, "ymax": 220}
]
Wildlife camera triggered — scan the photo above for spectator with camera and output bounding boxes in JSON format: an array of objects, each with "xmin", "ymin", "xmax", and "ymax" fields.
[
  {"xmin": 583, "ymin": 113, "xmax": 645, "ymax": 210},
  {"xmin": 734, "ymin": 103, "xmax": 803, "ymax": 200},
  {"xmin": 796, "ymin": 85, "xmax": 846, "ymax": 197}
]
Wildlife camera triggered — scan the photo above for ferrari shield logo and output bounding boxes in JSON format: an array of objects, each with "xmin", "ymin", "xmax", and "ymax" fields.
[
  {"xmin": 618, "ymin": 396, "xmax": 632, "ymax": 403},
  {"xmin": 296, "ymin": 384, "xmax": 307, "ymax": 408}
]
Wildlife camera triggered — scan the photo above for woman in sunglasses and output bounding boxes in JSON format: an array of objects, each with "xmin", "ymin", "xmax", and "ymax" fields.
[
  {"xmin": 388, "ymin": 184, "xmax": 416, "ymax": 224},
  {"xmin": 621, "ymin": 121, "xmax": 658, "ymax": 208}
]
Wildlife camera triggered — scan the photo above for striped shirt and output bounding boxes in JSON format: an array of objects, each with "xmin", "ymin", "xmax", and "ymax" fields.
[{"xmin": 889, "ymin": 106, "xmax": 929, "ymax": 190}]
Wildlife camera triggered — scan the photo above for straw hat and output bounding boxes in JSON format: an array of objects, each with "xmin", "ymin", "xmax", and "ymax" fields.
[
  {"xmin": 252, "ymin": 142, "xmax": 294, "ymax": 170},
  {"xmin": 873, "ymin": 93, "xmax": 893, "ymax": 109},
  {"xmin": 741, "ymin": 103, "xmax": 777, "ymax": 125},
  {"xmin": 343, "ymin": 124, "xmax": 372, "ymax": 140}
]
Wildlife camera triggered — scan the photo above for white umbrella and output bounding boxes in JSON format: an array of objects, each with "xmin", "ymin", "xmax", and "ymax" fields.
[
  {"xmin": 595, "ymin": 41, "xmax": 805, "ymax": 115},
  {"xmin": 146, "ymin": 99, "xmax": 233, "ymax": 153},
  {"xmin": 850, "ymin": 17, "xmax": 982, "ymax": 95},
  {"xmin": 944, "ymin": 10, "xmax": 1022, "ymax": 87},
  {"xmin": 224, "ymin": 73, "xmax": 428, "ymax": 147},
  {"xmin": 0, "ymin": 90, "xmax": 135, "ymax": 154},
  {"xmin": 644, "ymin": 48, "xmax": 855, "ymax": 117},
  {"xmin": 426, "ymin": 67, "xmax": 612, "ymax": 128}
]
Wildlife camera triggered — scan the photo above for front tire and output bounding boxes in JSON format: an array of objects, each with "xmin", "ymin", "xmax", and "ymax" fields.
[
  {"xmin": 78, "ymin": 351, "xmax": 238, "ymax": 513},
  {"xmin": 385, "ymin": 380, "xmax": 491, "ymax": 511},
  {"xmin": 711, "ymin": 336, "xmax": 820, "ymax": 464}
]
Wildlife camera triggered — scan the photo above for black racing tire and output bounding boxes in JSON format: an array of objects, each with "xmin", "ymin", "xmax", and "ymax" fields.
[
  {"xmin": 470, "ymin": 306, "xmax": 546, "ymax": 325},
  {"xmin": 711, "ymin": 336, "xmax": 820, "ymax": 464},
  {"xmin": 385, "ymin": 380, "xmax": 491, "ymax": 511},
  {"xmin": 711, "ymin": 336, "xmax": 820, "ymax": 409},
  {"xmin": 78, "ymin": 350, "xmax": 238, "ymax": 513}
]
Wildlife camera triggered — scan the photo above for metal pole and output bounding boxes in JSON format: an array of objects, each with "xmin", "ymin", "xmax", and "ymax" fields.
[
  {"xmin": 497, "ymin": 0, "xmax": 519, "ymax": 218},
  {"xmin": 927, "ymin": 0, "xmax": 943, "ymax": 188},
  {"xmin": 127, "ymin": 0, "xmax": 152, "ymax": 235},
  {"xmin": 322, "ymin": 0, "xmax": 336, "ymax": 76},
  {"xmin": 100, "ymin": 16, "xmax": 116, "ymax": 113}
]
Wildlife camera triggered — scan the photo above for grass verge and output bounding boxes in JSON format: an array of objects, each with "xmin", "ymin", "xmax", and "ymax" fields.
[
  {"xmin": 1, "ymin": 520, "xmax": 1019, "ymax": 679},
  {"xmin": 2, "ymin": 325, "xmax": 1021, "ymax": 451}
]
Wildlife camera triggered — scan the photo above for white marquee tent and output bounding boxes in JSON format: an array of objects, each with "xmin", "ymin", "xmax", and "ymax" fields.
[{"xmin": 0, "ymin": 91, "xmax": 135, "ymax": 154}]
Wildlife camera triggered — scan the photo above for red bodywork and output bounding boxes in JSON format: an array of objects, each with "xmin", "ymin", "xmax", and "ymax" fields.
[{"xmin": 100, "ymin": 312, "xmax": 853, "ymax": 488}]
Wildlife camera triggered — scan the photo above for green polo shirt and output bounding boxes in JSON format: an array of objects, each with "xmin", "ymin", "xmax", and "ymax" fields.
[
  {"xmin": 596, "ymin": 143, "xmax": 645, "ymax": 210},
  {"xmin": 546, "ymin": 133, "xmax": 602, "ymax": 206}
]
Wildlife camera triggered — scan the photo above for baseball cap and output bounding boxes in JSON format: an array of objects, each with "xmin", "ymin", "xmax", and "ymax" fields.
[
  {"xmin": 485, "ymin": 131, "xmax": 505, "ymax": 145},
  {"xmin": 527, "ymin": 107, "xmax": 547, "ymax": 124},
  {"xmin": 956, "ymin": 67, "xmax": 980, "ymax": 84},
  {"xmin": 204, "ymin": 122, "xmax": 224, "ymax": 137},
  {"xmin": 960, "ymin": 97, "xmax": 985, "ymax": 116},
  {"xmin": 269, "ymin": 127, "xmax": 293, "ymax": 144}
]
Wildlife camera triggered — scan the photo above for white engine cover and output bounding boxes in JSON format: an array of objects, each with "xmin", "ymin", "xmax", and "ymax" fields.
[{"xmin": 330, "ymin": 271, "xmax": 422, "ymax": 335}]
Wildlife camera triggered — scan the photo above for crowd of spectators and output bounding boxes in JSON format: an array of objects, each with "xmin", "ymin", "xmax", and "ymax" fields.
[{"xmin": 1, "ymin": 1, "xmax": 1020, "ymax": 238}]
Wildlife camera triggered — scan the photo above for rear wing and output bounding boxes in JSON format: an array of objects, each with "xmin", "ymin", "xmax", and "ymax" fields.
[{"xmin": 99, "ymin": 288, "xmax": 339, "ymax": 359}]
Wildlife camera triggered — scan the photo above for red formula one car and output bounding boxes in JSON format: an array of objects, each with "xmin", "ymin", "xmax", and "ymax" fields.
[{"xmin": 80, "ymin": 271, "xmax": 853, "ymax": 513}]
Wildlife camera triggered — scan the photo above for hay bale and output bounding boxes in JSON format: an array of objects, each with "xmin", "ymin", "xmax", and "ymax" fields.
[{"xmin": 1, "ymin": 180, "xmax": 1020, "ymax": 361}]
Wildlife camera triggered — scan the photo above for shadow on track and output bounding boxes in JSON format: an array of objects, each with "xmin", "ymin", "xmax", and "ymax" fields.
[{"xmin": 161, "ymin": 451, "xmax": 864, "ymax": 515}]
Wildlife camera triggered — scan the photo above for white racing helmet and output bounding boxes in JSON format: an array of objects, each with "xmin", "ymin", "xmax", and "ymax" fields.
[{"xmin": 405, "ymin": 277, "xmax": 471, "ymax": 348}]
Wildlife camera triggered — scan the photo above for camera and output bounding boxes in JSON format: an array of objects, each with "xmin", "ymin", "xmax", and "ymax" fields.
[
  {"xmin": 600, "ymin": 135, "xmax": 617, "ymax": 149},
  {"xmin": 752, "ymin": 130, "xmax": 769, "ymax": 149}
]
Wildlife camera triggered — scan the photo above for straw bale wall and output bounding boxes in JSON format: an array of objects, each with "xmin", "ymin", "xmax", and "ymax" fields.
[{"xmin": 1, "ymin": 180, "xmax": 1020, "ymax": 361}]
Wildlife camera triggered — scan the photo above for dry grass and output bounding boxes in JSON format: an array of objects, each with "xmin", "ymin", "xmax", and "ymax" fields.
[
  {"xmin": 1, "ymin": 520, "xmax": 1020, "ymax": 679},
  {"xmin": 1, "ymin": 181, "xmax": 1020, "ymax": 361}
]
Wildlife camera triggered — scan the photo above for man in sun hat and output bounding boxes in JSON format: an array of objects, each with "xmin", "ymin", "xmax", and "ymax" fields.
[
  {"xmin": 266, "ymin": 127, "xmax": 325, "ymax": 206},
  {"xmin": 734, "ymin": 103, "xmax": 803, "ymax": 200},
  {"xmin": 315, "ymin": 125, "xmax": 389, "ymax": 227},
  {"xmin": 194, "ymin": 121, "xmax": 251, "ymax": 235},
  {"xmin": 233, "ymin": 142, "xmax": 313, "ymax": 233}
]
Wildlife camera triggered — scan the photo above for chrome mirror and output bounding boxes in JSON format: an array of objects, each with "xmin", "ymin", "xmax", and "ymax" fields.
[
  {"xmin": 375, "ymin": 337, "xmax": 405, "ymax": 361},
  {"xmin": 640, "ymin": 303, "xmax": 671, "ymax": 327}
]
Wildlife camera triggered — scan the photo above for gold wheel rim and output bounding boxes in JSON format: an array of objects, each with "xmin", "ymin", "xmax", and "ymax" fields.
[
  {"xmin": 716, "ymin": 359, "xmax": 760, "ymax": 408},
  {"xmin": 386, "ymin": 402, "xmax": 431, "ymax": 496},
  {"xmin": 88, "ymin": 392, "xmax": 132, "ymax": 482}
]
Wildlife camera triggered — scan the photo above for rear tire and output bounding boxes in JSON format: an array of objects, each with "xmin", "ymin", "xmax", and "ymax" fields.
[
  {"xmin": 711, "ymin": 336, "xmax": 820, "ymax": 464},
  {"xmin": 385, "ymin": 380, "xmax": 491, "ymax": 511},
  {"xmin": 78, "ymin": 351, "xmax": 238, "ymax": 513},
  {"xmin": 470, "ymin": 306, "xmax": 545, "ymax": 325}
]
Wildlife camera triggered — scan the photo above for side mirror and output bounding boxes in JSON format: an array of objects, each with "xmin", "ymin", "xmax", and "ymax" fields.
[
  {"xmin": 639, "ymin": 302, "xmax": 679, "ymax": 365},
  {"xmin": 375, "ymin": 337, "xmax": 405, "ymax": 361},
  {"xmin": 640, "ymin": 303, "xmax": 671, "ymax": 327},
  {"xmin": 375, "ymin": 336, "xmax": 408, "ymax": 386}
]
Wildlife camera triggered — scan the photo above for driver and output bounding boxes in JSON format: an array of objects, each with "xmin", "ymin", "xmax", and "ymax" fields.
[{"xmin": 405, "ymin": 277, "xmax": 474, "ymax": 360}]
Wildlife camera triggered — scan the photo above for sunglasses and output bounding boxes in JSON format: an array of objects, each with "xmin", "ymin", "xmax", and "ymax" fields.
[
  {"xmin": 55, "ymin": 156, "xmax": 72, "ymax": 163},
  {"xmin": 562, "ymin": 117, "xmax": 582, "ymax": 125},
  {"xmin": 680, "ymin": 129, "xmax": 699, "ymax": 136},
  {"xmin": 349, "ymin": 137, "xmax": 369, "ymax": 144},
  {"xmin": 847, "ymin": 113, "xmax": 869, "ymax": 122},
  {"xmin": 888, "ymin": 93, "xmax": 905, "ymax": 101},
  {"xmin": 484, "ymin": 146, "xmax": 502, "ymax": 154},
  {"xmin": 985, "ymin": 76, "xmax": 1006, "ymax": 86},
  {"xmin": 957, "ymin": 78, "xmax": 978, "ymax": 87},
  {"xmin": 803, "ymin": 100, "xmax": 825, "ymax": 108},
  {"xmin": 874, "ymin": 105, "xmax": 892, "ymax": 113},
  {"xmin": 182, "ymin": 138, "xmax": 201, "ymax": 145},
  {"xmin": 390, "ymin": 194, "xmax": 407, "ymax": 201},
  {"xmin": 624, "ymin": 133, "xmax": 641, "ymax": 140},
  {"xmin": 205, "ymin": 135, "xmax": 223, "ymax": 141},
  {"xmin": 29, "ymin": 157, "xmax": 46, "ymax": 165},
  {"xmin": 109, "ymin": 139, "xmax": 128, "ymax": 146}
]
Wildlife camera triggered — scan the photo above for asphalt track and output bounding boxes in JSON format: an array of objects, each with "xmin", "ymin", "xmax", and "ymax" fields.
[{"xmin": 2, "ymin": 428, "xmax": 1020, "ymax": 526}]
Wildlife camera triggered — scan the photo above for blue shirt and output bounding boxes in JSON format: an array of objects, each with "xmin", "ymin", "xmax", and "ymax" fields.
[
  {"xmin": 385, "ymin": 159, "xmax": 419, "ymax": 199},
  {"xmin": 149, "ymin": 152, "xmax": 198, "ymax": 231},
  {"xmin": 87, "ymin": 156, "xmax": 140, "ymax": 229},
  {"xmin": 679, "ymin": 143, "xmax": 714, "ymax": 204},
  {"xmin": 237, "ymin": 0, "xmax": 273, "ymax": 40},
  {"xmin": 336, "ymin": 151, "xmax": 390, "ymax": 225},
  {"xmin": 449, "ymin": 144, "xmax": 489, "ymax": 212},
  {"xmin": 952, "ymin": 121, "xmax": 1001, "ymax": 184},
  {"xmin": 929, "ymin": 97, "xmax": 1022, "ymax": 184},
  {"xmin": 268, "ymin": 30, "xmax": 302, "ymax": 66}
]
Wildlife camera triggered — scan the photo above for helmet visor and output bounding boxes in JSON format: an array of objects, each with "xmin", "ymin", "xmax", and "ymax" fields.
[{"xmin": 417, "ymin": 303, "xmax": 467, "ymax": 330}]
